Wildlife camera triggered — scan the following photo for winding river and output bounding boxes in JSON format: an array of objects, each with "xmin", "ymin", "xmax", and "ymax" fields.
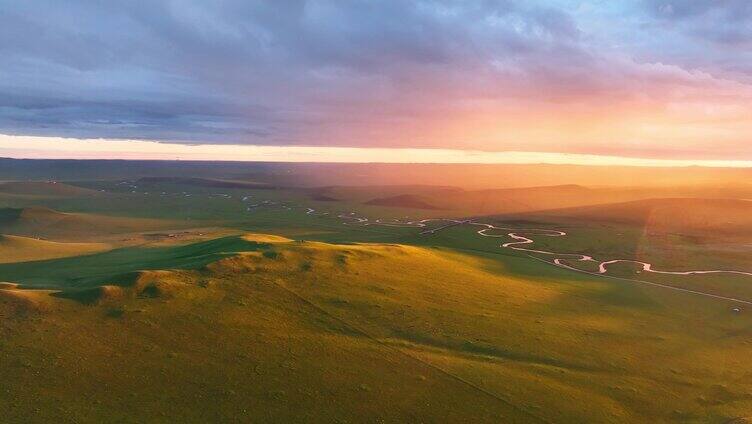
[
  {"xmin": 123, "ymin": 186, "xmax": 752, "ymax": 304},
  {"xmin": 302, "ymin": 206, "xmax": 752, "ymax": 305}
]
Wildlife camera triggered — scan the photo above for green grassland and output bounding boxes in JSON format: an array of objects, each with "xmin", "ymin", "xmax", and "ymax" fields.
[
  {"xmin": 2, "ymin": 175, "xmax": 752, "ymax": 422},
  {"xmin": 3, "ymin": 236, "xmax": 752, "ymax": 422},
  {"xmin": 0, "ymin": 235, "xmax": 110, "ymax": 263}
]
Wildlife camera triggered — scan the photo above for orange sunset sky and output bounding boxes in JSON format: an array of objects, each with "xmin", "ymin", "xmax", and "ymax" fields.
[{"xmin": 1, "ymin": 1, "xmax": 751, "ymax": 164}]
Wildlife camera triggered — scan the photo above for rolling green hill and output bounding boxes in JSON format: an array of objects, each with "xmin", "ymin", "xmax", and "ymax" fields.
[
  {"xmin": 1, "ymin": 162, "xmax": 752, "ymax": 422},
  {"xmin": 2, "ymin": 234, "xmax": 752, "ymax": 422},
  {"xmin": 0, "ymin": 181, "xmax": 100, "ymax": 197},
  {"xmin": 0, "ymin": 235, "xmax": 111, "ymax": 263},
  {"xmin": 364, "ymin": 194, "xmax": 440, "ymax": 209},
  {"xmin": 0, "ymin": 207, "xmax": 186, "ymax": 240}
]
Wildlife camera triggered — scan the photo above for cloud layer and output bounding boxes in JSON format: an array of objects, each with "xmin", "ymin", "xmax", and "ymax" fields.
[{"xmin": 1, "ymin": 1, "xmax": 750, "ymax": 159}]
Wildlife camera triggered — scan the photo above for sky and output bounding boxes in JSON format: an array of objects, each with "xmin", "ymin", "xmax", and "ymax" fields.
[{"xmin": 0, "ymin": 1, "xmax": 751, "ymax": 164}]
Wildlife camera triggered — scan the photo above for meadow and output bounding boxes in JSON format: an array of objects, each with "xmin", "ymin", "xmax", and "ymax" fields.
[{"xmin": 2, "ymin": 161, "xmax": 752, "ymax": 423}]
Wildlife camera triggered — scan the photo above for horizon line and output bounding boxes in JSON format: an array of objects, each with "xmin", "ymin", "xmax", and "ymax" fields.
[{"xmin": 2, "ymin": 134, "xmax": 752, "ymax": 169}]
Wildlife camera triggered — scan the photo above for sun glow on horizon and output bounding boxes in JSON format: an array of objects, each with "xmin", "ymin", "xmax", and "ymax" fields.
[{"xmin": 1, "ymin": 134, "xmax": 751, "ymax": 168}]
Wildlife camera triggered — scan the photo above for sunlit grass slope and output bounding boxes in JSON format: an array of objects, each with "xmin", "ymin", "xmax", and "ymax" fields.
[
  {"xmin": 2, "ymin": 234, "xmax": 752, "ymax": 422},
  {"xmin": 0, "ymin": 235, "xmax": 268, "ymax": 288},
  {"xmin": 0, "ymin": 235, "xmax": 110, "ymax": 263},
  {"xmin": 0, "ymin": 207, "xmax": 186, "ymax": 240}
]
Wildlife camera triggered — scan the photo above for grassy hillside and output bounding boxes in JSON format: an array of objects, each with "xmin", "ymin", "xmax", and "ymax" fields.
[
  {"xmin": 0, "ymin": 181, "xmax": 100, "ymax": 197},
  {"xmin": 0, "ymin": 207, "xmax": 186, "ymax": 240},
  {"xmin": 1, "ymin": 163, "xmax": 752, "ymax": 422},
  {"xmin": 316, "ymin": 183, "xmax": 752, "ymax": 216},
  {"xmin": 312, "ymin": 184, "xmax": 605, "ymax": 214},
  {"xmin": 2, "ymin": 234, "xmax": 752, "ymax": 422},
  {"xmin": 318, "ymin": 184, "xmax": 655, "ymax": 215},
  {"xmin": 0, "ymin": 235, "xmax": 110, "ymax": 263},
  {"xmin": 364, "ymin": 194, "xmax": 440, "ymax": 209},
  {"xmin": 310, "ymin": 185, "xmax": 462, "ymax": 201},
  {"xmin": 137, "ymin": 176, "xmax": 276, "ymax": 189},
  {"xmin": 0, "ymin": 235, "xmax": 270, "ymax": 288}
]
